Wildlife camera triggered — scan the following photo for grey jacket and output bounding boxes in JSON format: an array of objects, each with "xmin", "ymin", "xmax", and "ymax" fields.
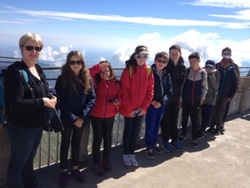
[{"xmin": 204, "ymin": 70, "xmax": 220, "ymax": 106}]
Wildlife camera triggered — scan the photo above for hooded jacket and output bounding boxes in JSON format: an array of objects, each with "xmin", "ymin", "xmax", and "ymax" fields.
[{"xmin": 119, "ymin": 63, "xmax": 154, "ymax": 117}]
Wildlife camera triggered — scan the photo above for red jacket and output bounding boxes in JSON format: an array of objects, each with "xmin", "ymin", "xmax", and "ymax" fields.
[
  {"xmin": 89, "ymin": 64, "xmax": 121, "ymax": 118},
  {"xmin": 119, "ymin": 64, "xmax": 154, "ymax": 117}
]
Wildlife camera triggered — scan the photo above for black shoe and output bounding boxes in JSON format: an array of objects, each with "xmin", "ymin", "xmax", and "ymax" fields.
[
  {"xmin": 192, "ymin": 140, "xmax": 199, "ymax": 147},
  {"xmin": 213, "ymin": 129, "xmax": 220, "ymax": 135},
  {"xmin": 145, "ymin": 148, "xmax": 155, "ymax": 159},
  {"xmin": 197, "ymin": 131, "xmax": 205, "ymax": 139},
  {"xmin": 207, "ymin": 127, "xmax": 215, "ymax": 133},
  {"xmin": 219, "ymin": 130, "xmax": 224, "ymax": 135},
  {"xmin": 152, "ymin": 143, "xmax": 163, "ymax": 154},
  {"xmin": 178, "ymin": 135, "xmax": 186, "ymax": 142},
  {"xmin": 93, "ymin": 163, "xmax": 104, "ymax": 176},
  {"xmin": 102, "ymin": 158, "xmax": 111, "ymax": 172}
]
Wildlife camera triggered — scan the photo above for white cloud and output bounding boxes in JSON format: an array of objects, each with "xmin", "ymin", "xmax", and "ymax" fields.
[
  {"xmin": 1, "ymin": 5, "xmax": 250, "ymax": 29},
  {"xmin": 190, "ymin": 0, "xmax": 250, "ymax": 8}
]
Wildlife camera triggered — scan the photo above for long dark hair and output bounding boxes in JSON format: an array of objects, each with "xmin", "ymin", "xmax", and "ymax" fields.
[
  {"xmin": 125, "ymin": 52, "xmax": 137, "ymax": 72},
  {"xmin": 94, "ymin": 60, "xmax": 117, "ymax": 85},
  {"xmin": 61, "ymin": 50, "xmax": 91, "ymax": 94}
]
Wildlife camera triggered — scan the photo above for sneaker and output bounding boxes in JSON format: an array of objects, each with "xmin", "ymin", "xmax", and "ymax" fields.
[
  {"xmin": 170, "ymin": 140, "xmax": 182, "ymax": 152},
  {"xmin": 102, "ymin": 158, "xmax": 111, "ymax": 172},
  {"xmin": 192, "ymin": 140, "xmax": 199, "ymax": 147},
  {"xmin": 71, "ymin": 169, "xmax": 85, "ymax": 183},
  {"xmin": 207, "ymin": 127, "xmax": 215, "ymax": 133},
  {"xmin": 152, "ymin": 143, "xmax": 163, "ymax": 154},
  {"xmin": 129, "ymin": 154, "xmax": 139, "ymax": 167},
  {"xmin": 93, "ymin": 163, "xmax": 104, "ymax": 176},
  {"xmin": 197, "ymin": 131, "xmax": 205, "ymax": 139},
  {"xmin": 219, "ymin": 130, "xmax": 224, "ymax": 135},
  {"xmin": 123, "ymin": 154, "xmax": 131, "ymax": 166},
  {"xmin": 178, "ymin": 135, "xmax": 186, "ymax": 142},
  {"xmin": 145, "ymin": 148, "xmax": 155, "ymax": 159},
  {"xmin": 213, "ymin": 129, "xmax": 220, "ymax": 135},
  {"xmin": 162, "ymin": 142, "xmax": 172, "ymax": 153},
  {"xmin": 59, "ymin": 171, "xmax": 69, "ymax": 187}
]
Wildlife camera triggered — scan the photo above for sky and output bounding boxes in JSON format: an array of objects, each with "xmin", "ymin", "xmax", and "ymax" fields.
[{"xmin": 0, "ymin": 0, "xmax": 250, "ymax": 67}]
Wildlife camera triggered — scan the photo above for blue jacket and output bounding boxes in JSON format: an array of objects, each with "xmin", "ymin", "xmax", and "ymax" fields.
[
  {"xmin": 217, "ymin": 64, "xmax": 237, "ymax": 99},
  {"xmin": 151, "ymin": 64, "xmax": 173, "ymax": 106},
  {"xmin": 55, "ymin": 75, "xmax": 96, "ymax": 129}
]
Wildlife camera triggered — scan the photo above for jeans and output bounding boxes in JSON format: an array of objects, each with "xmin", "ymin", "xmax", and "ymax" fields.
[
  {"xmin": 122, "ymin": 115, "xmax": 143, "ymax": 154},
  {"xmin": 7, "ymin": 123, "xmax": 43, "ymax": 188},
  {"xmin": 181, "ymin": 103, "xmax": 200, "ymax": 140},
  {"xmin": 145, "ymin": 104, "xmax": 165, "ymax": 147},
  {"xmin": 60, "ymin": 125, "xmax": 84, "ymax": 169},
  {"xmin": 91, "ymin": 116, "xmax": 114, "ymax": 163},
  {"xmin": 161, "ymin": 102, "xmax": 180, "ymax": 142}
]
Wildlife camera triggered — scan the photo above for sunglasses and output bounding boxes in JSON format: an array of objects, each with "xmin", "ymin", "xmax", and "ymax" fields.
[
  {"xmin": 24, "ymin": 46, "xmax": 42, "ymax": 52},
  {"xmin": 69, "ymin": 60, "xmax": 82, "ymax": 65},
  {"xmin": 136, "ymin": 54, "xmax": 149, "ymax": 59},
  {"xmin": 156, "ymin": 59, "xmax": 167, "ymax": 64}
]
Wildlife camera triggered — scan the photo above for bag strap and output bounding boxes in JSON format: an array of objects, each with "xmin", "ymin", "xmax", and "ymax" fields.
[{"xmin": 18, "ymin": 69, "xmax": 35, "ymax": 98}]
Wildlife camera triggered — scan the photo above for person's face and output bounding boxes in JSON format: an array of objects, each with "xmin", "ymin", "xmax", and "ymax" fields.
[
  {"xmin": 100, "ymin": 66, "xmax": 111, "ymax": 80},
  {"xmin": 69, "ymin": 55, "xmax": 83, "ymax": 75},
  {"xmin": 189, "ymin": 58, "xmax": 200, "ymax": 70},
  {"xmin": 135, "ymin": 53, "xmax": 148, "ymax": 66},
  {"xmin": 21, "ymin": 40, "xmax": 42, "ymax": 64},
  {"xmin": 155, "ymin": 58, "xmax": 168, "ymax": 71},
  {"xmin": 170, "ymin": 49, "xmax": 181, "ymax": 63},
  {"xmin": 205, "ymin": 66, "xmax": 214, "ymax": 73}
]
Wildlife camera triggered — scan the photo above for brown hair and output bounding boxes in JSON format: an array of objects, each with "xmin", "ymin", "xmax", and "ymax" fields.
[
  {"xmin": 94, "ymin": 60, "xmax": 117, "ymax": 84},
  {"xmin": 61, "ymin": 50, "xmax": 91, "ymax": 94}
]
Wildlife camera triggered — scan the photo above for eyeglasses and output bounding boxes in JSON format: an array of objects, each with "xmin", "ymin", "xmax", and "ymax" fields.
[
  {"xmin": 24, "ymin": 46, "xmax": 42, "ymax": 52},
  {"xmin": 156, "ymin": 59, "xmax": 167, "ymax": 64},
  {"xmin": 136, "ymin": 54, "xmax": 149, "ymax": 59},
  {"xmin": 69, "ymin": 60, "xmax": 82, "ymax": 65}
]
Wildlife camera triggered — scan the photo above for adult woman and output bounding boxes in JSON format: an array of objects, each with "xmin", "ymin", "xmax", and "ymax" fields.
[
  {"xmin": 120, "ymin": 45, "xmax": 154, "ymax": 166},
  {"xmin": 55, "ymin": 50, "xmax": 96, "ymax": 187},
  {"xmin": 5, "ymin": 33, "xmax": 57, "ymax": 188},
  {"xmin": 89, "ymin": 60, "xmax": 121, "ymax": 175}
]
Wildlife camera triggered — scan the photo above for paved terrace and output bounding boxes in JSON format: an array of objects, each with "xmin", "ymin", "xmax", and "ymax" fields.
[{"xmin": 34, "ymin": 111, "xmax": 250, "ymax": 188}]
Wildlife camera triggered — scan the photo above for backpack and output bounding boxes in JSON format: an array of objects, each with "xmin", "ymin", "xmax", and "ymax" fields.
[
  {"xmin": 128, "ymin": 65, "xmax": 152, "ymax": 78},
  {"xmin": 0, "ymin": 68, "xmax": 30, "ymax": 126}
]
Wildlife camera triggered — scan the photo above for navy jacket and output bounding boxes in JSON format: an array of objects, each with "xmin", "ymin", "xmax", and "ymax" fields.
[
  {"xmin": 55, "ymin": 75, "xmax": 96, "ymax": 129},
  {"xmin": 217, "ymin": 65, "xmax": 237, "ymax": 99},
  {"xmin": 151, "ymin": 64, "xmax": 173, "ymax": 106}
]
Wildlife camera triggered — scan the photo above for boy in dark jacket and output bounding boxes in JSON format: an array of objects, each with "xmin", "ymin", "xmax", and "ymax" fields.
[
  {"xmin": 208, "ymin": 49, "xmax": 238, "ymax": 135},
  {"xmin": 179, "ymin": 52, "xmax": 208, "ymax": 147},
  {"xmin": 145, "ymin": 52, "xmax": 172, "ymax": 159},
  {"xmin": 160, "ymin": 44, "xmax": 186, "ymax": 152}
]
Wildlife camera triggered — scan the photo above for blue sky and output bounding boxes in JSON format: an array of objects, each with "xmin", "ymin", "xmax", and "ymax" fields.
[{"xmin": 0, "ymin": 0, "xmax": 250, "ymax": 67}]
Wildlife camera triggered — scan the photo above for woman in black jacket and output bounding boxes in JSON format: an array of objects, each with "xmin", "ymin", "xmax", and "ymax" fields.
[
  {"xmin": 5, "ymin": 33, "xmax": 57, "ymax": 188},
  {"xmin": 55, "ymin": 50, "xmax": 96, "ymax": 187}
]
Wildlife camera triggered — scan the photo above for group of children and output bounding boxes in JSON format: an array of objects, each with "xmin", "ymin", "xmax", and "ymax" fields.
[{"xmin": 56, "ymin": 44, "xmax": 239, "ymax": 187}]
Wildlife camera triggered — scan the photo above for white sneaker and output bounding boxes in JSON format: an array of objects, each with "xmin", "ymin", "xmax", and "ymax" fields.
[
  {"xmin": 123, "ymin": 154, "xmax": 131, "ymax": 166},
  {"xmin": 129, "ymin": 154, "xmax": 139, "ymax": 166}
]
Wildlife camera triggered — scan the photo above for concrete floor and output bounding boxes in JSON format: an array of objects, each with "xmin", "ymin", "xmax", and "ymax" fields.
[{"xmin": 35, "ymin": 111, "xmax": 250, "ymax": 188}]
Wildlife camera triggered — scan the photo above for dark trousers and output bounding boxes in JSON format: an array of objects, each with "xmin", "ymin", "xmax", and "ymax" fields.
[
  {"xmin": 91, "ymin": 116, "xmax": 114, "ymax": 163},
  {"xmin": 200, "ymin": 104, "xmax": 214, "ymax": 132},
  {"xmin": 181, "ymin": 103, "xmax": 200, "ymax": 140},
  {"xmin": 7, "ymin": 123, "xmax": 43, "ymax": 188},
  {"xmin": 122, "ymin": 115, "xmax": 143, "ymax": 154},
  {"xmin": 145, "ymin": 104, "xmax": 165, "ymax": 147},
  {"xmin": 60, "ymin": 125, "xmax": 84, "ymax": 169},
  {"xmin": 211, "ymin": 96, "xmax": 228, "ymax": 130},
  {"xmin": 223, "ymin": 101, "xmax": 231, "ymax": 123},
  {"xmin": 161, "ymin": 102, "xmax": 180, "ymax": 143}
]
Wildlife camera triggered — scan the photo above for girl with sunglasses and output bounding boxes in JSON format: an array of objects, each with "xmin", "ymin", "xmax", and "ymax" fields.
[
  {"xmin": 55, "ymin": 50, "xmax": 96, "ymax": 187},
  {"xmin": 119, "ymin": 45, "xmax": 154, "ymax": 166}
]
